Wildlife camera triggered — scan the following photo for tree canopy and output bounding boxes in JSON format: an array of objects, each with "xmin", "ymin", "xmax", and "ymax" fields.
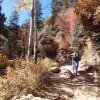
[{"xmin": 0, "ymin": 2, "xmax": 6, "ymax": 36}]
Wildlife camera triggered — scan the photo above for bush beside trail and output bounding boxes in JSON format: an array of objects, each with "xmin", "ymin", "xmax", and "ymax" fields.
[{"xmin": 0, "ymin": 57, "xmax": 53, "ymax": 100}]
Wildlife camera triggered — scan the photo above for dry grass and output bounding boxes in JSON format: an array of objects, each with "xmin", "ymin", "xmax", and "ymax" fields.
[
  {"xmin": 0, "ymin": 54, "xmax": 8, "ymax": 68},
  {"xmin": 0, "ymin": 57, "xmax": 53, "ymax": 99}
]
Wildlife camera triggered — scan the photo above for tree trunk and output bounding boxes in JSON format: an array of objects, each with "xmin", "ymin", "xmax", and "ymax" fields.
[
  {"xmin": 33, "ymin": 0, "xmax": 38, "ymax": 64},
  {"xmin": 27, "ymin": 0, "xmax": 37, "ymax": 63},
  {"xmin": 27, "ymin": 0, "xmax": 34, "ymax": 58}
]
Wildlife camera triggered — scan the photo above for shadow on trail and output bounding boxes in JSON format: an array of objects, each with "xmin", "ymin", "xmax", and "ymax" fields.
[
  {"xmin": 50, "ymin": 75, "xmax": 99, "ymax": 88},
  {"xmin": 45, "ymin": 72, "xmax": 100, "ymax": 99},
  {"xmin": 78, "ymin": 70, "xmax": 86, "ymax": 75},
  {"xmin": 43, "ymin": 65, "xmax": 100, "ymax": 100}
]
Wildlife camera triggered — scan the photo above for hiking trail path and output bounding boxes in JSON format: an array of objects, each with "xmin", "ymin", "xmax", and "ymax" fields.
[{"xmin": 44, "ymin": 65, "xmax": 100, "ymax": 100}]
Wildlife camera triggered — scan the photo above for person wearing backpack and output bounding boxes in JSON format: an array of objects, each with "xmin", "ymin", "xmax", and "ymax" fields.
[{"xmin": 71, "ymin": 51, "xmax": 81, "ymax": 76}]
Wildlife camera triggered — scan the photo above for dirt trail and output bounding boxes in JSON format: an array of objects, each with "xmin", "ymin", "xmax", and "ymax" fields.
[{"xmin": 44, "ymin": 65, "xmax": 100, "ymax": 100}]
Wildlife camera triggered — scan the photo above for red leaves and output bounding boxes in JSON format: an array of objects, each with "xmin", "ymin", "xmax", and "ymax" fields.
[
  {"xmin": 56, "ymin": 6, "xmax": 78, "ymax": 48},
  {"xmin": 56, "ymin": 16, "xmax": 70, "ymax": 35}
]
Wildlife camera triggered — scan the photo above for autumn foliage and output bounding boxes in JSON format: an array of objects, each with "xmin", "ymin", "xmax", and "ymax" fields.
[
  {"xmin": 56, "ymin": 6, "xmax": 78, "ymax": 47},
  {"xmin": 18, "ymin": 22, "xmax": 29, "ymax": 56},
  {"xmin": 75, "ymin": 0, "xmax": 100, "ymax": 32},
  {"xmin": 0, "ymin": 54, "xmax": 8, "ymax": 72},
  {"xmin": 40, "ymin": 37, "xmax": 58, "ymax": 58},
  {"xmin": 2, "ymin": 57, "xmax": 52, "ymax": 99}
]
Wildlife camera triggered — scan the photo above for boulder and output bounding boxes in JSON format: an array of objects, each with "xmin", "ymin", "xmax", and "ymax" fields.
[
  {"xmin": 86, "ymin": 71, "xmax": 99, "ymax": 83},
  {"xmin": 59, "ymin": 70, "xmax": 74, "ymax": 79},
  {"xmin": 17, "ymin": 94, "xmax": 49, "ymax": 100},
  {"xmin": 49, "ymin": 67, "xmax": 61, "ymax": 73},
  {"xmin": 51, "ymin": 62, "xmax": 59, "ymax": 68}
]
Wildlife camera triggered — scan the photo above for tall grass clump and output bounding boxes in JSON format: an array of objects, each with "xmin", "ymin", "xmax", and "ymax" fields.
[{"xmin": 1, "ymin": 57, "xmax": 52, "ymax": 99}]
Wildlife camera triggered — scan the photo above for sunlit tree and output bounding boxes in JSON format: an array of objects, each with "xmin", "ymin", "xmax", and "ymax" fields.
[{"xmin": 15, "ymin": 0, "xmax": 41, "ymax": 63}]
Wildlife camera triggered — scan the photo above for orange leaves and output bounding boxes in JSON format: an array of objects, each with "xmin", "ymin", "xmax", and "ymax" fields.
[
  {"xmin": 76, "ymin": 0, "xmax": 100, "ymax": 31},
  {"xmin": 0, "ymin": 54, "xmax": 8, "ymax": 69},
  {"xmin": 44, "ymin": 16, "xmax": 52, "ymax": 25},
  {"xmin": 76, "ymin": 0, "xmax": 100, "ymax": 17}
]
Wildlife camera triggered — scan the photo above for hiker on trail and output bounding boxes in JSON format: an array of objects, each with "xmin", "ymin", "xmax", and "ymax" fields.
[{"xmin": 71, "ymin": 51, "xmax": 81, "ymax": 75}]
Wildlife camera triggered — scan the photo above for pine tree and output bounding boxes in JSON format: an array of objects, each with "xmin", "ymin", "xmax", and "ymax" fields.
[
  {"xmin": 51, "ymin": 0, "xmax": 58, "ymax": 15},
  {"xmin": 61, "ymin": 0, "xmax": 70, "ymax": 9},
  {"xmin": 8, "ymin": 10, "xmax": 19, "ymax": 31},
  {"xmin": 0, "ymin": 1, "xmax": 6, "ymax": 36},
  {"xmin": 8, "ymin": 10, "xmax": 20, "ymax": 58},
  {"xmin": 37, "ymin": 0, "xmax": 42, "ymax": 28}
]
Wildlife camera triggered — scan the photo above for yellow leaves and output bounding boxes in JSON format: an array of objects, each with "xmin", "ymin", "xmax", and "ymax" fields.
[
  {"xmin": 15, "ymin": 2, "xmax": 21, "ymax": 10},
  {"xmin": 44, "ymin": 16, "xmax": 52, "ymax": 25},
  {"xmin": 15, "ymin": 0, "xmax": 32, "ymax": 11},
  {"xmin": 23, "ymin": 7, "xmax": 28, "ymax": 11},
  {"xmin": 23, "ymin": 0, "xmax": 29, "ymax": 4}
]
